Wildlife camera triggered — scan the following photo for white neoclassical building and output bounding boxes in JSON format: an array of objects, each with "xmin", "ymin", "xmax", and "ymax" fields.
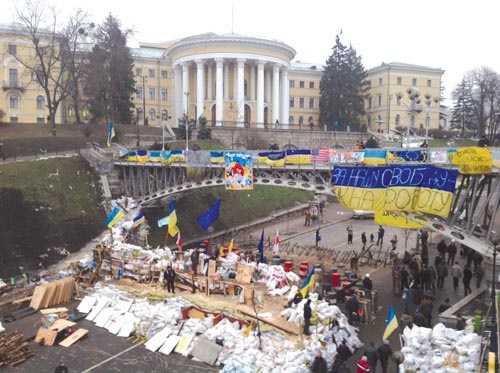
[{"xmin": 133, "ymin": 33, "xmax": 322, "ymax": 130}]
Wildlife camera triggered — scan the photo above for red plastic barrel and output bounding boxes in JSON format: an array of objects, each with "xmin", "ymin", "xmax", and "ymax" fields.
[
  {"xmin": 284, "ymin": 261, "xmax": 293, "ymax": 272},
  {"xmin": 332, "ymin": 272, "xmax": 341, "ymax": 288},
  {"xmin": 299, "ymin": 261, "xmax": 309, "ymax": 279}
]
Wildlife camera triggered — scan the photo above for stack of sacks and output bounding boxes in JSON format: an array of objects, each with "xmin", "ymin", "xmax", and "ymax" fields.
[
  {"xmin": 401, "ymin": 323, "xmax": 482, "ymax": 372},
  {"xmin": 280, "ymin": 297, "xmax": 362, "ymax": 352}
]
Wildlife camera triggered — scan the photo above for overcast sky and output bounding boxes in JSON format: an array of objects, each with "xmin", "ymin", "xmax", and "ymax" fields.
[{"xmin": 2, "ymin": 0, "xmax": 498, "ymax": 106}]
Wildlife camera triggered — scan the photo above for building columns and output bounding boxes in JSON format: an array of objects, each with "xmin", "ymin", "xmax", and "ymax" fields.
[
  {"xmin": 215, "ymin": 58, "xmax": 224, "ymax": 126},
  {"xmin": 181, "ymin": 62, "xmax": 190, "ymax": 117},
  {"xmin": 236, "ymin": 58, "xmax": 245, "ymax": 127},
  {"xmin": 195, "ymin": 59, "xmax": 205, "ymax": 122},
  {"xmin": 280, "ymin": 66, "xmax": 289, "ymax": 129},
  {"xmin": 257, "ymin": 61, "xmax": 265, "ymax": 128},
  {"xmin": 272, "ymin": 64, "xmax": 280, "ymax": 126}
]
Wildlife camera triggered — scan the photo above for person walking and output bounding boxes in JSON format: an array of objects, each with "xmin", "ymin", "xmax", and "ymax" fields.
[
  {"xmin": 361, "ymin": 232, "xmax": 367, "ymax": 250},
  {"xmin": 475, "ymin": 264, "xmax": 484, "ymax": 288},
  {"xmin": 377, "ymin": 340, "xmax": 392, "ymax": 373},
  {"xmin": 303, "ymin": 299, "xmax": 312, "ymax": 335},
  {"xmin": 463, "ymin": 265, "xmax": 473, "ymax": 296},
  {"xmin": 391, "ymin": 264, "xmax": 401, "ymax": 296},
  {"xmin": 336, "ymin": 340, "xmax": 353, "ymax": 363},
  {"xmin": 447, "ymin": 239, "xmax": 457, "ymax": 265},
  {"xmin": 437, "ymin": 239, "xmax": 448, "ymax": 259},
  {"xmin": 376, "ymin": 225, "xmax": 385, "ymax": 246},
  {"xmin": 54, "ymin": 361, "xmax": 69, "ymax": 373},
  {"xmin": 451, "ymin": 261, "xmax": 463, "ymax": 291},
  {"xmin": 420, "ymin": 295, "xmax": 434, "ymax": 327},
  {"xmin": 310, "ymin": 350, "xmax": 328, "ymax": 373},
  {"xmin": 356, "ymin": 356, "xmax": 370, "ymax": 373},
  {"xmin": 164, "ymin": 266, "xmax": 176, "ymax": 293},
  {"xmin": 304, "ymin": 209, "xmax": 311, "ymax": 226},
  {"xmin": 436, "ymin": 261, "xmax": 448, "ymax": 289},
  {"xmin": 364, "ymin": 341, "xmax": 378, "ymax": 373},
  {"xmin": 456, "ymin": 313, "xmax": 467, "ymax": 330},
  {"xmin": 400, "ymin": 266, "xmax": 410, "ymax": 291},
  {"xmin": 390, "ymin": 235, "xmax": 398, "ymax": 251},
  {"xmin": 346, "ymin": 225, "xmax": 354, "ymax": 244},
  {"xmin": 191, "ymin": 248, "xmax": 200, "ymax": 276},
  {"xmin": 428, "ymin": 266, "xmax": 437, "ymax": 293}
]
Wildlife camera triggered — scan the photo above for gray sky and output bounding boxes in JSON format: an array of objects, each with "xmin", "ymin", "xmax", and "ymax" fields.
[{"xmin": 2, "ymin": 0, "xmax": 498, "ymax": 106}]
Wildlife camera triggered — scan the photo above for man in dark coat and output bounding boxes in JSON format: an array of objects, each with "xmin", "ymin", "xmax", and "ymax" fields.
[
  {"xmin": 303, "ymin": 299, "xmax": 312, "ymax": 335},
  {"xmin": 377, "ymin": 340, "xmax": 392, "ymax": 373},
  {"xmin": 337, "ymin": 340, "xmax": 352, "ymax": 363},
  {"xmin": 311, "ymin": 350, "xmax": 328, "ymax": 373},
  {"xmin": 436, "ymin": 261, "xmax": 448, "ymax": 289},
  {"xmin": 191, "ymin": 248, "xmax": 200, "ymax": 276},
  {"xmin": 463, "ymin": 265, "xmax": 473, "ymax": 296},
  {"xmin": 437, "ymin": 239, "xmax": 448, "ymax": 259},
  {"xmin": 345, "ymin": 295, "xmax": 360, "ymax": 324},
  {"xmin": 54, "ymin": 362, "xmax": 69, "ymax": 373},
  {"xmin": 364, "ymin": 341, "xmax": 378, "ymax": 373},
  {"xmin": 438, "ymin": 298, "xmax": 451, "ymax": 314},
  {"xmin": 164, "ymin": 266, "xmax": 176, "ymax": 293},
  {"xmin": 447, "ymin": 240, "xmax": 457, "ymax": 265},
  {"xmin": 376, "ymin": 225, "xmax": 385, "ymax": 246}
]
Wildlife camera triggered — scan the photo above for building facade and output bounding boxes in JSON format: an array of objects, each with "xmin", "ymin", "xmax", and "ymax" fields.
[
  {"xmin": 0, "ymin": 25, "xmax": 446, "ymax": 134},
  {"xmin": 365, "ymin": 62, "xmax": 445, "ymax": 136}
]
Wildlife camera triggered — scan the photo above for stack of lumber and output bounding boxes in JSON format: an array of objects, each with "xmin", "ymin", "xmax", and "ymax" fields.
[
  {"xmin": 29, "ymin": 277, "xmax": 75, "ymax": 310},
  {"xmin": 0, "ymin": 331, "xmax": 35, "ymax": 367}
]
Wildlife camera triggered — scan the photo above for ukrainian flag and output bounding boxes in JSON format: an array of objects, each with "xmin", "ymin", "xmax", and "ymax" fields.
[
  {"xmin": 133, "ymin": 212, "xmax": 145, "ymax": 228},
  {"xmin": 285, "ymin": 149, "xmax": 312, "ymax": 165},
  {"xmin": 363, "ymin": 149, "xmax": 387, "ymax": 165},
  {"xmin": 257, "ymin": 151, "xmax": 286, "ymax": 167},
  {"xmin": 211, "ymin": 151, "xmax": 225, "ymax": 164},
  {"xmin": 136, "ymin": 150, "xmax": 148, "ymax": 164},
  {"xmin": 148, "ymin": 151, "xmax": 161, "ymax": 163},
  {"xmin": 128, "ymin": 151, "xmax": 137, "ymax": 162},
  {"xmin": 170, "ymin": 150, "xmax": 185, "ymax": 163},
  {"xmin": 383, "ymin": 306, "xmax": 399, "ymax": 340},
  {"xmin": 107, "ymin": 122, "xmax": 115, "ymax": 147},
  {"xmin": 300, "ymin": 267, "xmax": 316, "ymax": 298},
  {"xmin": 106, "ymin": 207, "xmax": 124, "ymax": 228},
  {"xmin": 161, "ymin": 150, "xmax": 172, "ymax": 165}
]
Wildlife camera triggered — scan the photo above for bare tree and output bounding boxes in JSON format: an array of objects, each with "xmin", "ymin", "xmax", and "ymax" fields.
[{"xmin": 12, "ymin": 1, "xmax": 90, "ymax": 135}]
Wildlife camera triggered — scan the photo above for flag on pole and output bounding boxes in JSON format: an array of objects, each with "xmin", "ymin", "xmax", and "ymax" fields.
[
  {"xmin": 157, "ymin": 215, "xmax": 170, "ymax": 227},
  {"xmin": 272, "ymin": 229, "xmax": 280, "ymax": 255},
  {"xmin": 258, "ymin": 229, "xmax": 264, "ymax": 263},
  {"xmin": 168, "ymin": 200, "xmax": 179, "ymax": 237},
  {"xmin": 383, "ymin": 306, "xmax": 399, "ymax": 341},
  {"xmin": 300, "ymin": 267, "xmax": 316, "ymax": 298},
  {"xmin": 106, "ymin": 207, "xmax": 124, "ymax": 228},
  {"xmin": 107, "ymin": 122, "xmax": 115, "ymax": 147},
  {"xmin": 133, "ymin": 212, "xmax": 145, "ymax": 228},
  {"xmin": 228, "ymin": 239, "xmax": 234, "ymax": 254},
  {"xmin": 176, "ymin": 232, "xmax": 182, "ymax": 248},
  {"xmin": 197, "ymin": 199, "xmax": 221, "ymax": 231}
]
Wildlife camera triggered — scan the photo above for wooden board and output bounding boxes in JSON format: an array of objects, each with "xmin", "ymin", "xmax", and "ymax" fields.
[
  {"xmin": 208, "ymin": 260, "xmax": 217, "ymax": 277},
  {"xmin": 237, "ymin": 307, "xmax": 298, "ymax": 335},
  {"xmin": 40, "ymin": 307, "xmax": 69, "ymax": 315},
  {"xmin": 235, "ymin": 262, "xmax": 253, "ymax": 284},
  {"xmin": 34, "ymin": 328, "xmax": 58, "ymax": 346},
  {"xmin": 174, "ymin": 333, "xmax": 194, "ymax": 356},
  {"xmin": 159, "ymin": 335, "xmax": 181, "ymax": 355},
  {"xmin": 50, "ymin": 318, "xmax": 76, "ymax": 331},
  {"xmin": 59, "ymin": 328, "xmax": 88, "ymax": 347},
  {"xmin": 30, "ymin": 284, "xmax": 48, "ymax": 310}
]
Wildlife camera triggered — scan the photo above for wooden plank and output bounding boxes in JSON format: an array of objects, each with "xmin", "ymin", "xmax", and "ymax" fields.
[
  {"xmin": 34, "ymin": 328, "xmax": 58, "ymax": 346},
  {"xmin": 59, "ymin": 328, "xmax": 88, "ymax": 347},
  {"xmin": 30, "ymin": 284, "xmax": 47, "ymax": 310},
  {"xmin": 50, "ymin": 319, "xmax": 76, "ymax": 331},
  {"xmin": 237, "ymin": 307, "xmax": 298, "ymax": 335},
  {"xmin": 235, "ymin": 262, "xmax": 253, "ymax": 284},
  {"xmin": 40, "ymin": 307, "xmax": 69, "ymax": 315},
  {"xmin": 12, "ymin": 296, "xmax": 32, "ymax": 305},
  {"xmin": 208, "ymin": 260, "xmax": 217, "ymax": 277}
]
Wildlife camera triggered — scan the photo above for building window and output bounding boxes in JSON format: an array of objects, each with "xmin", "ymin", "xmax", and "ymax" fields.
[
  {"xmin": 149, "ymin": 109, "xmax": 156, "ymax": 121},
  {"xmin": 309, "ymin": 98, "xmax": 314, "ymax": 109},
  {"xmin": 9, "ymin": 69, "xmax": 18, "ymax": 87},
  {"xmin": 309, "ymin": 81, "xmax": 314, "ymax": 89},
  {"xmin": 366, "ymin": 80, "xmax": 371, "ymax": 89},
  {"xmin": 396, "ymin": 96, "xmax": 402, "ymax": 105},
  {"xmin": 289, "ymin": 80, "xmax": 295, "ymax": 88},
  {"xmin": 68, "ymin": 105, "xmax": 75, "ymax": 117},
  {"xmin": 36, "ymin": 95, "xmax": 45, "ymax": 110},
  {"xmin": 397, "ymin": 77, "xmax": 402, "ymax": 85},
  {"xmin": 148, "ymin": 69, "xmax": 155, "ymax": 78},
  {"xmin": 395, "ymin": 114, "xmax": 400, "ymax": 126},
  {"xmin": 299, "ymin": 81, "xmax": 305, "ymax": 88},
  {"xmin": 289, "ymin": 97, "xmax": 294, "ymax": 108},
  {"xmin": 161, "ymin": 70, "xmax": 168, "ymax": 79},
  {"xmin": 8, "ymin": 44, "xmax": 16, "ymax": 55},
  {"xmin": 379, "ymin": 78, "xmax": 383, "ymax": 86},
  {"xmin": 9, "ymin": 95, "xmax": 18, "ymax": 109},
  {"xmin": 368, "ymin": 97, "xmax": 372, "ymax": 109},
  {"xmin": 299, "ymin": 116, "xmax": 304, "ymax": 126},
  {"xmin": 377, "ymin": 94, "xmax": 382, "ymax": 107},
  {"xmin": 289, "ymin": 116, "xmax": 294, "ymax": 125},
  {"xmin": 35, "ymin": 67, "xmax": 45, "ymax": 85},
  {"xmin": 136, "ymin": 68, "xmax": 142, "ymax": 77},
  {"xmin": 37, "ymin": 117, "xmax": 45, "ymax": 124},
  {"xmin": 427, "ymin": 79, "xmax": 432, "ymax": 87},
  {"xmin": 412, "ymin": 78, "xmax": 417, "ymax": 86},
  {"xmin": 149, "ymin": 88, "xmax": 155, "ymax": 100},
  {"xmin": 299, "ymin": 97, "xmax": 305, "ymax": 108},
  {"xmin": 161, "ymin": 89, "xmax": 168, "ymax": 101},
  {"xmin": 136, "ymin": 87, "xmax": 143, "ymax": 99}
]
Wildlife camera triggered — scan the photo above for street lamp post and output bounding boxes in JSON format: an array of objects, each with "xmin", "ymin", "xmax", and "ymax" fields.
[
  {"xmin": 405, "ymin": 87, "xmax": 422, "ymax": 147},
  {"xmin": 424, "ymin": 93, "xmax": 440, "ymax": 143}
]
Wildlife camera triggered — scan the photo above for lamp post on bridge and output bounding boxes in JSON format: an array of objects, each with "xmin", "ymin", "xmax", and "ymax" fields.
[
  {"xmin": 404, "ymin": 87, "xmax": 422, "ymax": 148},
  {"xmin": 424, "ymin": 93, "xmax": 440, "ymax": 143}
]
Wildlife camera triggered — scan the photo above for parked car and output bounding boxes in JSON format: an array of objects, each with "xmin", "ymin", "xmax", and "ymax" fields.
[{"xmin": 352, "ymin": 210, "xmax": 375, "ymax": 219}]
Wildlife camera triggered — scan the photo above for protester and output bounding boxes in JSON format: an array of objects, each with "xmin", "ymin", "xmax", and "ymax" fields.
[
  {"xmin": 456, "ymin": 313, "xmax": 466, "ymax": 330},
  {"xmin": 364, "ymin": 341, "xmax": 378, "ymax": 373},
  {"xmin": 376, "ymin": 225, "xmax": 385, "ymax": 246},
  {"xmin": 447, "ymin": 239, "xmax": 457, "ymax": 265},
  {"xmin": 303, "ymin": 299, "xmax": 312, "ymax": 335},
  {"xmin": 438, "ymin": 298, "xmax": 451, "ymax": 313},
  {"xmin": 436, "ymin": 261, "xmax": 448, "ymax": 289},
  {"xmin": 420, "ymin": 295, "xmax": 434, "ymax": 327},
  {"xmin": 463, "ymin": 265, "xmax": 473, "ymax": 296},
  {"xmin": 164, "ymin": 266, "xmax": 176, "ymax": 293},
  {"xmin": 390, "ymin": 235, "xmax": 398, "ymax": 250},
  {"xmin": 345, "ymin": 294, "xmax": 360, "ymax": 324},
  {"xmin": 451, "ymin": 261, "xmax": 463, "ymax": 291},
  {"xmin": 362, "ymin": 273, "xmax": 373, "ymax": 291},
  {"xmin": 54, "ymin": 361, "xmax": 69, "ymax": 373},
  {"xmin": 191, "ymin": 248, "xmax": 200, "ymax": 276},
  {"xmin": 391, "ymin": 264, "xmax": 401, "ymax": 296},
  {"xmin": 310, "ymin": 350, "xmax": 328, "ymax": 373},
  {"xmin": 478, "ymin": 135, "xmax": 490, "ymax": 147},
  {"xmin": 337, "ymin": 339, "xmax": 353, "ymax": 363},
  {"xmin": 399, "ymin": 311, "xmax": 414, "ymax": 331},
  {"xmin": 475, "ymin": 264, "xmax": 484, "ymax": 288},
  {"xmin": 356, "ymin": 356, "xmax": 370, "ymax": 373},
  {"xmin": 361, "ymin": 232, "xmax": 367, "ymax": 249},
  {"xmin": 377, "ymin": 340, "xmax": 393, "ymax": 373},
  {"xmin": 346, "ymin": 224, "xmax": 354, "ymax": 244}
]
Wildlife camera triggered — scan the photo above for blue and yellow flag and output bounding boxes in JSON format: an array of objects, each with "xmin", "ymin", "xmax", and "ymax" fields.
[
  {"xmin": 257, "ymin": 151, "xmax": 286, "ymax": 167},
  {"xmin": 210, "ymin": 151, "xmax": 225, "ymax": 164},
  {"xmin": 300, "ymin": 267, "xmax": 316, "ymax": 298},
  {"xmin": 136, "ymin": 150, "xmax": 148, "ymax": 164},
  {"xmin": 161, "ymin": 150, "xmax": 172, "ymax": 165},
  {"xmin": 106, "ymin": 207, "xmax": 124, "ymax": 228},
  {"xmin": 107, "ymin": 122, "xmax": 115, "ymax": 147},
  {"xmin": 167, "ymin": 199, "xmax": 179, "ymax": 237},
  {"xmin": 383, "ymin": 306, "xmax": 399, "ymax": 340},
  {"xmin": 133, "ymin": 212, "xmax": 145, "ymax": 228},
  {"xmin": 363, "ymin": 149, "xmax": 387, "ymax": 165},
  {"xmin": 450, "ymin": 146, "xmax": 492, "ymax": 174},
  {"xmin": 128, "ymin": 151, "xmax": 137, "ymax": 162},
  {"xmin": 157, "ymin": 215, "xmax": 170, "ymax": 228},
  {"xmin": 170, "ymin": 150, "xmax": 185, "ymax": 163},
  {"xmin": 285, "ymin": 149, "xmax": 312, "ymax": 165},
  {"xmin": 148, "ymin": 151, "xmax": 161, "ymax": 163}
]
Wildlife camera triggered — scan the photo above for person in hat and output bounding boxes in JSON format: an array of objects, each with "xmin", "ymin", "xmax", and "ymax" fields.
[
  {"xmin": 447, "ymin": 239, "xmax": 457, "ymax": 265},
  {"xmin": 303, "ymin": 299, "xmax": 312, "ymax": 336},
  {"xmin": 364, "ymin": 341, "xmax": 378, "ymax": 373},
  {"xmin": 54, "ymin": 361, "xmax": 69, "ymax": 373},
  {"xmin": 356, "ymin": 356, "xmax": 370, "ymax": 373},
  {"xmin": 164, "ymin": 265, "xmax": 176, "ymax": 293},
  {"xmin": 362, "ymin": 273, "xmax": 373, "ymax": 290}
]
